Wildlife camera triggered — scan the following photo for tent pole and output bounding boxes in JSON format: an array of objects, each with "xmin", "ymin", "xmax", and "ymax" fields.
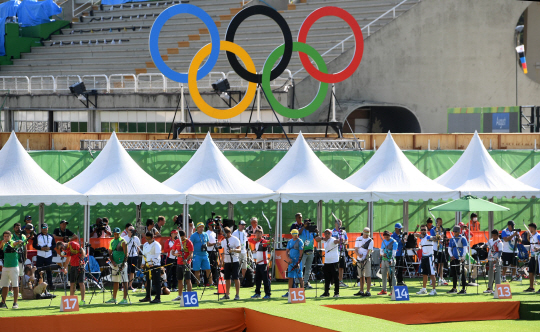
[
  {"xmin": 403, "ymin": 201, "xmax": 409, "ymax": 232},
  {"xmin": 228, "ymin": 202, "xmax": 234, "ymax": 220},
  {"xmin": 488, "ymin": 198, "xmax": 494, "ymax": 233},
  {"xmin": 368, "ymin": 201, "xmax": 374, "ymax": 231},
  {"xmin": 86, "ymin": 204, "xmax": 91, "ymax": 244},
  {"xmin": 277, "ymin": 201, "xmax": 282, "ymax": 249},
  {"xmin": 83, "ymin": 204, "xmax": 87, "ymax": 243},
  {"xmin": 317, "ymin": 200, "xmax": 322, "ymax": 248},
  {"xmin": 183, "ymin": 202, "xmax": 189, "ymax": 235},
  {"xmin": 39, "ymin": 203, "xmax": 44, "ymax": 229},
  {"xmin": 136, "ymin": 204, "xmax": 142, "ymax": 228}
]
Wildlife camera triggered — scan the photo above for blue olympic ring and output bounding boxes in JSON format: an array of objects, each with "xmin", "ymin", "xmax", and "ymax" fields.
[{"xmin": 149, "ymin": 4, "xmax": 220, "ymax": 83}]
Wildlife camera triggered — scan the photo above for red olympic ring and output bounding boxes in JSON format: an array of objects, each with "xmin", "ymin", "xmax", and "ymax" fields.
[{"xmin": 297, "ymin": 6, "xmax": 364, "ymax": 84}]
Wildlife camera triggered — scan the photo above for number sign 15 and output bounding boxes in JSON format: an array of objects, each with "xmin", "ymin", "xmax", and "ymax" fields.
[{"xmin": 288, "ymin": 288, "xmax": 306, "ymax": 304}]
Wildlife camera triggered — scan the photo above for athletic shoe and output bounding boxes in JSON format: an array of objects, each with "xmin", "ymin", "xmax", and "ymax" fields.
[
  {"xmin": 171, "ymin": 288, "xmax": 178, "ymax": 292},
  {"xmin": 502, "ymin": 277, "xmax": 507, "ymax": 282},
  {"xmin": 172, "ymin": 295, "xmax": 182, "ymax": 301},
  {"xmin": 7, "ymin": 291, "xmax": 13, "ymax": 297},
  {"xmin": 483, "ymin": 289, "xmax": 493, "ymax": 294},
  {"xmin": 429, "ymin": 280, "xmax": 432, "ymax": 286},
  {"xmin": 139, "ymin": 297, "xmax": 150, "ymax": 302},
  {"xmin": 105, "ymin": 298, "xmax": 117, "ymax": 304},
  {"xmin": 221, "ymin": 295, "xmax": 230, "ymax": 300},
  {"xmin": 363, "ymin": 292, "xmax": 371, "ymax": 297},
  {"xmin": 251, "ymin": 294, "xmax": 261, "ymax": 299},
  {"xmin": 320, "ymin": 293, "xmax": 330, "ymax": 298},
  {"xmin": 416, "ymin": 288, "xmax": 428, "ymax": 295},
  {"xmin": 234, "ymin": 295, "xmax": 240, "ymax": 300},
  {"xmin": 429, "ymin": 289, "xmax": 437, "ymax": 296},
  {"xmin": 458, "ymin": 289, "xmax": 466, "ymax": 294},
  {"xmin": 150, "ymin": 298, "xmax": 161, "ymax": 304},
  {"xmin": 282, "ymin": 292, "xmax": 288, "ymax": 298},
  {"xmin": 262, "ymin": 295, "xmax": 271, "ymax": 299},
  {"xmin": 80, "ymin": 301, "xmax": 86, "ymax": 306},
  {"xmin": 511, "ymin": 276, "xmax": 520, "ymax": 282},
  {"xmin": 118, "ymin": 299, "xmax": 129, "ymax": 305},
  {"xmin": 396, "ymin": 282, "xmax": 406, "ymax": 286},
  {"xmin": 333, "ymin": 294, "xmax": 340, "ymax": 298},
  {"xmin": 536, "ymin": 289, "xmax": 540, "ymax": 294},
  {"xmin": 305, "ymin": 283, "xmax": 313, "ymax": 289},
  {"xmin": 357, "ymin": 282, "xmax": 361, "ymax": 287},
  {"xmin": 447, "ymin": 288, "xmax": 458, "ymax": 294},
  {"xmin": 11, "ymin": 303, "xmax": 18, "ymax": 309},
  {"xmin": 339, "ymin": 281, "xmax": 348, "ymax": 288},
  {"xmin": 524, "ymin": 287, "xmax": 535, "ymax": 293},
  {"xmin": 377, "ymin": 290, "xmax": 387, "ymax": 295},
  {"xmin": 0, "ymin": 302, "xmax": 6, "ymax": 309},
  {"xmin": 353, "ymin": 291, "xmax": 364, "ymax": 296}
]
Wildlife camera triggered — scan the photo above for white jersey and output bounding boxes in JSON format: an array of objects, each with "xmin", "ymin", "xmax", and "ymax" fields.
[
  {"xmin": 206, "ymin": 230, "xmax": 217, "ymax": 252},
  {"xmin": 36, "ymin": 233, "xmax": 54, "ymax": 258},
  {"xmin": 354, "ymin": 236, "xmax": 373, "ymax": 262},
  {"xmin": 253, "ymin": 239, "xmax": 271, "ymax": 265},
  {"xmin": 530, "ymin": 232, "xmax": 540, "ymax": 257},
  {"xmin": 488, "ymin": 238, "xmax": 503, "ymax": 261},
  {"xmin": 142, "ymin": 241, "xmax": 161, "ymax": 266},
  {"xmin": 221, "ymin": 236, "xmax": 241, "ymax": 263},
  {"xmin": 123, "ymin": 235, "xmax": 141, "ymax": 257},
  {"xmin": 323, "ymin": 237, "xmax": 339, "ymax": 264},
  {"xmin": 232, "ymin": 229, "xmax": 247, "ymax": 254},
  {"xmin": 420, "ymin": 235, "xmax": 435, "ymax": 256}
]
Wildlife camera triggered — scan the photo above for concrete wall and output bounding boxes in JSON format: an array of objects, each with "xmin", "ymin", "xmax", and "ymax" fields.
[
  {"xmin": 295, "ymin": 0, "xmax": 540, "ymax": 133},
  {"xmin": 524, "ymin": 3, "xmax": 540, "ymax": 84}
]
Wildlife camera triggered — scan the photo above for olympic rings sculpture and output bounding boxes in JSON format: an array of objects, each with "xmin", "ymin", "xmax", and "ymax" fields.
[{"xmin": 149, "ymin": 4, "xmax": 363, "ymax": 119}]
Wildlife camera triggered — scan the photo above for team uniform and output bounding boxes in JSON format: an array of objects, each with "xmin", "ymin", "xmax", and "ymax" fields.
[
  {"xmin": 286, "ymin": 238, "xmax": 304, "ymax": 279},
  {"xmin": 391, "ymin": 232, "xmax": 404, "ymax": 284},
  {"xmin": 109, "ymin": 237, "xmax": 127, "ymax": 283},
  {"xmin": 0, "ymin": 239, "xmax": 24, "ymax": 288},
  {"xmin": 501, "ymin": 228, "xmax": 518, "ymax": 267},
  {"xmin": 124, "ymin": 235, "xmax": 141, "ymax": 274},
  {"xmin": 380, "ymin": 238, "xmax": 398, "ymax": 292},
  {"xmin": 12, "ymin": 233, "xmax": 27, "ymax": 277},
  {"xmin": 163, "ymin": 237, "xmax": 177, "ymax": 289},
  {"xmin": 248, "ymin": 237, "xmax": 272, "ymax": 297},
  {"xmin": 529, "ymin": 232, "xmax": 540, "ymax": 276},
  {"xmin": 419, "ymin": 235, "xmax": 436, "ymax": 276},
  {"xmin": 142, "ymin": 240, "xmax": 162, "ymax": 301},
  {"xmin": 448, "ymin": 235, "xmax": 468, "ymax": 291},
  {"xmin": 206, "ymin": 229, "xmax": 219, "ymax": 285},
  {"xmin": 232, "ymin": 229, "xmax": 248, "ymax": 271},
  {"xmin": 299, "ymin": 229, "xmax": 315, "ymax": 284},
  {"xmin": 355, "ymin": 236, "xmax": 373, "ymax": 278},
  {"xmin": 434, "ymin": 227, "xmax": 447, "ymax": 264},
  {"xmin": 487, "ymin": 237, "xmax": 503, "ymax": 290},
  {"xmin": 332, "ymin": 229, "xmax": 348, "ymax": 269},
  {"xmin": 173, "ymin": 238, "xmax": 194, "ymax": 281},
  {"xmin": 190, "ymin": 232, "xmax": 211, "ymax": 271},
  {"xmin": 323, "ymin": 237, "xmax": 340, "ymax": 296},
  {"xmin": 221, "ymin": 236, "xmax": 241, "ymax": 280},
  {"xmin": 65, "ymin": 241, "xmax": 84, "ymax": 283}
]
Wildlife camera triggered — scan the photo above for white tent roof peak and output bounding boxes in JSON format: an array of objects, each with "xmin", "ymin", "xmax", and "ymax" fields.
[
  {"xmin": 346, "ymin": 132, "xmax": 457, "ymax": 201},
  {"xmin": 256, "ymin": 132, "xmax": 371, "ymax": 203},
  {"xmin": 64, "ymin": 131, "xmax": 184, "ymax": 205},
  {"xmin": 164, "ymin": 132, "xmax": 278, "ymax": 204},
  {"xmin": 435, "ymin": 131, "xmax": 538, "ymax": 198},
  {"xmin": 0, "ymin": 131, "xmax": 86, "ymax": 206},
  {"xmin": 518, "ymin": 159, "xmax": 540, "ymax": 189}
]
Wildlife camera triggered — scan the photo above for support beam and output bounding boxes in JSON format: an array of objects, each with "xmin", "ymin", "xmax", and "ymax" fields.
[
  {"xmin": 403, "ymin": 201, "xmax": 409, "ymax": 232},
  {"xmin": 317, "ymin": 200, "xmax": 322, "ymax": 248},
  {"xmin": 38, "ymin": 203, "xmax": 44, "ymax": 229},
  {"xmin": 488, "ymin": 198, "xmax": 494, "ymax": 233},
  {"xmin": 368, "ymin": 201, "xmax": 374, "ymax": 231},
  {"xmin": 228, "ymin": 202, "xmax": 234, "ymax": 220}
]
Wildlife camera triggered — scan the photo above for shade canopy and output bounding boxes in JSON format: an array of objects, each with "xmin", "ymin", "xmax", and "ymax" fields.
[
  {"xmin": 164, "ymin": 133, "xmax": 279, "ymax": 204},
  {"xmin": 518, "ymin": 160, "xmax": 540, "ymax": 189},
  {"xmin": 435, "ymin": 132, "xmax": 538, "ymax": 198},
  {"xmin": 346, "ymin": 132, "xmax": 458, "ymax": 202},
  {"xmin": 0, "ymin": 132, "xmax": 86, "ymax": 206},
  {"xmin": 64, "ymin": 132, "xmax": 184, "ymax": 205},
  {"xmin": 429, "ymin": 195, "xmax": 510, "ymax": 212},
  {"xmin": 257, "ymin": 132, "xmax": 371, "ymax": 203}
]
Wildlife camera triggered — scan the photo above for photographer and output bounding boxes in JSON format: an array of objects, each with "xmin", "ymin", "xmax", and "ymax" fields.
[
  {"xmin": 33, "ymin": 223, "xmax": 56, "ymax": 290},
  {"xmin": 0, "ymin": 231, "xmax": 25, "ymax": 309},
  {"xmin": 232, "ymin": 220, "xmax": 249, "ymax": 281},
  {"xmin": 189, "ymin": 222, "xmax": 213, "ymax": 288},
  {"xmin": 120, "ymin": 223, "xmax": 133, "ymax": 238},
  {"xmin": 331, "ymin": 219, "xmax": 348, "ymax": 288},
  {"xmin": 206, "ymin": 220, "xmax": 219, "ymax": 286},
  {"xmin": 106, "ymin": 228, "xmax": 128, "ymax": 304},
  {"xmin": 53, "ymin": 220, "xmax": 77, "ymax": 242},
  {"xmin": 163, "ymin": 230, "xmax": 179, "ymax": 291},
  {"xmin": 220, "ymin": 227, "xmax": 241, "ymax": 300},
  {"xmin": 57, "ymin": 240, "xmax": 86, "ymax": 305},
  {"xmin": 12, "ymin": 223, "xmax": 27, "ymax": 286},
  {"xmin": 90, "ymin": 218, "xmax": 112, "ymax": 238},
  {"xmin": 22, "ymin": 266, "xmax": 51, "ymax": 299},
  {"xmin": 298, "ymin": 218, "xmax": 318, "ymax": 289},
  {"xmin": 123, "ymin": 226, "xmax": 141, "ymax": 291},
  {"xmin": 23, "ymin": 224, "xmax": 36, "ymax": 242},
  {"xmin": 501, "ymin": 220, "xmax": 521, "ymax": 282}
]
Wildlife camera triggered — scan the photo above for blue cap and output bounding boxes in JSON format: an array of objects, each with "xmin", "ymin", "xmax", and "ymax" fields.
[{"xmin": 395, "ymin": 223, "xmax": 403, "ymax": 229}]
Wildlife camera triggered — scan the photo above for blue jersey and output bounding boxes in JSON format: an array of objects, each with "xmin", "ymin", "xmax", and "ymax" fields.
[
  {"xmin": 428, "ymin": 226, "xmax": 436, "ymax": 237},
  {"xmin": 381, "ymin": 238, "xmax": 398, "ymax": 261},
  {"xmin": 298, "ymin": 230, "xmax": 315, "ymax": 251},
  {"xmin": 448, "ymin": 235, "xmax": 468, "ymax": 259},
  {"xmin": 190, "ymin": 232, "xmax": 209, "ymax": 256},
  {"xmin": 391, "ymin": 232, "xmax": 403, "ymax": 256},
  {"xmin": 290, "ymin": 223, "xmax": 302, "ymax": 232},
  {"xmin": 332, "ymin": 228, "xmax": 348, "ymax": 256},
  {"xmin": 286, "ymin": 238, "xmax": 304, "ymax": 263}
]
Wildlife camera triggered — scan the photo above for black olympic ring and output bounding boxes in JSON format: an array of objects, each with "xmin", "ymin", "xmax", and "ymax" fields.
[{"xmin": 225, "ymin": 5, "xmax": 293, "ymax": 84}]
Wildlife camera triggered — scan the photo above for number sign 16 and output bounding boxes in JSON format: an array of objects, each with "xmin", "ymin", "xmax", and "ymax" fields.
[{"xmin": 180, "ymin": 291, "xmax": 199, "ymax": 307}]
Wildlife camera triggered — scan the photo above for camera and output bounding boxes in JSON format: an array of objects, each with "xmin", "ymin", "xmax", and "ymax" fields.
[
  {"xmin": 201, "ymin": 244, "xmax": 207, "ymax": 252},
  {"xmin": 303, "ymin": 219, "xmax": 317, "ymax": 233},
  {"xmin": 514, "ymin": 228, "xmax": 522, "ymax": 233}
]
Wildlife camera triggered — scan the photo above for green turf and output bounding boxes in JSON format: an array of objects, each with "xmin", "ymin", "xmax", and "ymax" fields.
[{"xmin": 0, "ymin": 278, "xmax": 538, "ymax": 332}]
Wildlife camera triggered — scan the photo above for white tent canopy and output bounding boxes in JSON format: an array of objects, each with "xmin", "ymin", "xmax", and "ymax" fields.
[
  {"xmin": 64, "ymin": 132, "xmax": 184, "ymax": 205},
  {"xmin": 518, "ymin": 160, "xmax": 540, "ymax": 189},
  {"xmin": 0, "ymin": 132, "xmax": 86, "ymax": 206},
  {"xmin": 435, "ymin": 131, "xmax": 538, "ymax": 198},
  {"xmin": 164, "ymin": 132, "xmax": 279, "ymax": 205},
  {"xmin": 346, "ymin": 132, "xmax": 458, "ymax": 201},
  {"xmin": 257, "ymin": 132, "xmax": 371, "ymax": 203}
]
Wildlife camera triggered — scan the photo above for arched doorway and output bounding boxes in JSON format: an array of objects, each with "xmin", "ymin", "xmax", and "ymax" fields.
[{"xmin": 344, "ymin": 106, "xmax": 421, "ymax": 133}]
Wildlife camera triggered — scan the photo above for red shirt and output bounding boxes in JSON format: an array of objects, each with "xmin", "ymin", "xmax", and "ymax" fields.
[
  {"xmin": 173, "ymin": 238, "xmax": 193, "ymax": 265},
  {"xmin": 66, "ymin": 241, "xmax": 83, "ymax": 267}
]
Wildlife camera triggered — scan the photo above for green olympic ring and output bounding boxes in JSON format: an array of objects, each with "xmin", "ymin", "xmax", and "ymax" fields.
[{"xmin": 261, "ymin": 42, "xmax": 328, "ymax": 119}]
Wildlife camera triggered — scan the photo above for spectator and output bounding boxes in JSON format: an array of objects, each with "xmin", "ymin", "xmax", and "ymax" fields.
[
  {"xmin": 146, "ymin": 219, "xmax": 160, "ymax": 237},
  {"xmin": 290, "ymin": 213, "xmax": 303, "ymax": 232},
  {"xmin": 24, "ymin": 215, "xmax": 33, "ymax": 227},
  {"xmin": 22, "ymin": 266, "xmax": 51, "ymax": 299},
  {"xmin": 33, "ymin": 224, "xmax": 56, "ymax": 290},
  {"xmin": 246, "ymin": 217, "xmax": 263, "ymax": 236},
  {"xmin": 155, "ymin": 216, "xmax": 166, "ymax": 235},
  {"xmin": 120, "ymin": 223, "xmax": 133, "ymax": 238},
  {"xmin": 53, "ymin": 220, "xmax": 76, "ymax": 242},
  {"xmin": 468, "ymin": 213, "xmax": 480, "ymax": 231},
  {"xmin": 102, "ymin": 218, "xmax": 113, "ymax": 236},
  {"xmin": 90, "ymin": 218, "xmax": 112, "ymax": 238},
  {"xmin": 23, "ymin": 224, "xmax": 37, "ymax": 242}
]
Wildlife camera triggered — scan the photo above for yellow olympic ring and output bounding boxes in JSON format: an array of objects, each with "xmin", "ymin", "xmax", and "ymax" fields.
[{"xmin": 188, "ymin": 41, "xmax": 257, "ymax": 119}]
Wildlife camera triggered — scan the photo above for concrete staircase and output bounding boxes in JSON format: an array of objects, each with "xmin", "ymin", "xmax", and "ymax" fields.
[{"xmin": 0, "ymin": 0, "xmax": 419, "ymax": 90}]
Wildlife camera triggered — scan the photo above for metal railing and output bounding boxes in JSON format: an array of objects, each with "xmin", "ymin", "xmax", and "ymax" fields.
[
  {"xmin": 0, "ymin": 71, "xmax": 291, "ymax": 94},
  {"xmin": 81, "ymin": 138, "xmax": 365, "ymax": 151},
  {"xmin": 73, "ymin": 0, "xmax": 101, "ymax": 18},
  {"xmin": 292, "ymin": 0, "xmax": 418, "ymax": 78}
]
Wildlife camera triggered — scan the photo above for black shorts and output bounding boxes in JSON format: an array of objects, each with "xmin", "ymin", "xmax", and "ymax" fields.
[
  {"xmin": 435, "ymin": 251, "xmax": 447, "ymax": 264},
  {"xmin": 224, "ymin": 262, "xmax": 240, "ymax": 280},
  {"xmin": 339, "ymin": 256, "xmax": 346, "ymax": 269},
  {"xmin": 127, "ymin": 256, "xmax": 139, "ymax": 274},
  {"xmin": 421, "ymin": 256, "xmax": 435, "ymax": 276},
  {"xmin": 69, "ymin": 266, "xmax": 84, "ymax": 283},
  {"xmin": 502, "ymin": 252, "xmax": 516, "ymax": 267},
  {"xmin": 176, "ymin": 265, "xmax": 191, "ymax": 281},
  {"xmin": 528, "ymin": 256, "xmax": 538, "ymax": 274}
]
